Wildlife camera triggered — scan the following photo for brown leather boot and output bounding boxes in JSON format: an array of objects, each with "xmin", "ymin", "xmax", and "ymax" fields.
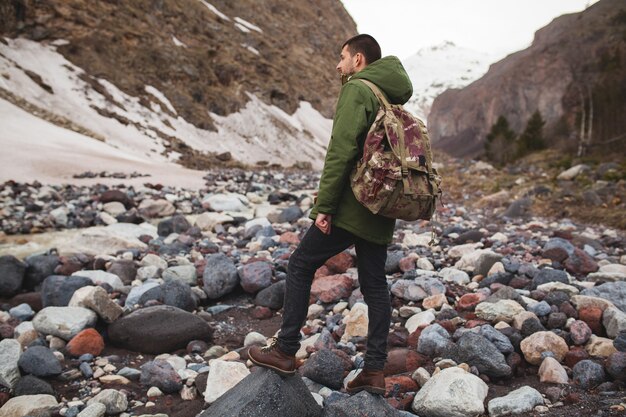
[
  {"xmin": 346, "ymin": 368, "xmax": 386, "ymax": 395},
  {"xmin": 248, "ymin": 338, "xmax": 296, "ymax": 377}
]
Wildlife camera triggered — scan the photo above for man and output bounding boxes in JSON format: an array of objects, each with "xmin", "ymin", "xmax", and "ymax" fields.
[{"xmin": 249, "ymin": 34, "xmax": 413, "ymax": 394}]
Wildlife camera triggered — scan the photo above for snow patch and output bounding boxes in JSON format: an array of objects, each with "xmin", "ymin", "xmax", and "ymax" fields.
[
  {"xmin": 402, "ymin": 41, "xmax": 497, "ymax": 121},
  {"xmin": 199, "ymin": 0, "xmax": 230, "ymax": 21},
  {"xmin": 234, "ymin": 17, "xmax": 263, "ymax": 33},
  {"xmin": 172, "ymin": 36, "xmax": 187, "ymax": 48},
  {"xmin": 145, "ymin": 85, "xmax": 177, "ymax": 115}
]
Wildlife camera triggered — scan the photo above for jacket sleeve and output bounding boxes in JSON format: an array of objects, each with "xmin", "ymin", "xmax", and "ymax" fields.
[{"xmin": 315, "ymin": 82, "xmax": 371, "ymax": 215}]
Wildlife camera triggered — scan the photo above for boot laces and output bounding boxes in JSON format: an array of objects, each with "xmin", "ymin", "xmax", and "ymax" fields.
[{"xmin": 260, "ymin": 337, "xmax": 278, "ymax": 353}]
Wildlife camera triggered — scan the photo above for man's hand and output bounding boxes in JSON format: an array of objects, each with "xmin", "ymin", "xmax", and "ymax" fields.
[{"xmin": 315, "ymin": 213, "xmax": 332, "ymax": 235}]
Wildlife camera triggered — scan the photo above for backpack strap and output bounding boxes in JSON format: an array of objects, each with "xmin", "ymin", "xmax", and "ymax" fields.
[{"xmin": 359, "ymin": 79, "xmax": 412, "ymax": 195}]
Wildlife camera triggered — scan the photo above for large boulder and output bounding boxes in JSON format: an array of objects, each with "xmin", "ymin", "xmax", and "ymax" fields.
[
  {"xmin": 33, "ymin": 306, "xmax": 98, "ymax": 340},
  {"xmin": 198, "ymin": 368, "xmax": 322, "ymax": 417},
  {"xmin": 300, "ymin": 349, "xmax": 346, "ymax": 390},
  {"xmin": 254, "ymin": 280, "xmax": 286, "ymax": 309},
  {"xmin": 0, "ymin": 255, "xmax": 26, "ymax": 298},
  {"xmin": 520, "ymin": 331, "xmax": 569, "ymax": 365},
  {"xmin": 239, "ymin": 261, "xmax": 273, "ymax": 294},
  {"xmin": 202, "ymin": 253, "xmax": 239, "ymax": 299},
  {"xmin": 108, "ymin": 305, "xmax": 212, "ymax": 354},
  {"xmin": 323, "ymin": 391, "xmax": 401, "ymax": 417},
  {"xmin": 412, "ymin": 367, "xmax": 488, "ymax": 417}
]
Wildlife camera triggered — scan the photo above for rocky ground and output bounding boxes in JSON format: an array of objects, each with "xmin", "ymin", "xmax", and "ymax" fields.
[{"xmin": 0, "ymin": 161, "xmax": 625, "ymax": 417}]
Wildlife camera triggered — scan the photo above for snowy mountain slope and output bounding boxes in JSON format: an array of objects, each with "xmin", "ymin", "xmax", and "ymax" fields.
[
  {"xmin": 0, "ymin": 38, "xmax": 332, "ymax": 180},
  {"xmin": 402, "ymin": 41, "xmax": 497, "ymax": 121}
]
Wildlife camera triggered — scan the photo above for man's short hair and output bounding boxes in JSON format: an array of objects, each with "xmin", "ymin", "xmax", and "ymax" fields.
[{"xmin": 342, "ymin": 34, "xmax": 381, "ymax": 65}]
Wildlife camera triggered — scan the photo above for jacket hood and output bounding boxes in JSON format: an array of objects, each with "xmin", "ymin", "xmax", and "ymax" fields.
[{"xmin": 351, "ymin": 56, "xmax": 413, "ymax": 105}]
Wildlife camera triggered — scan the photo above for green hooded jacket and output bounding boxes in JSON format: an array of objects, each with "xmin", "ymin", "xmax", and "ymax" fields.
[{"xmin": 310, "ymin": 56, "xmax": 413, "ymax": 244}]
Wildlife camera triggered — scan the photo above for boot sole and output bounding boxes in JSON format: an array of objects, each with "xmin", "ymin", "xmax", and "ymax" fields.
[
  {"xmin": 249, "ymin": 354, "xmax": 296, "ymax": 377},
  {"xmin": 346, "ymin": 385, "xmax": 386, "ymax": 395}
]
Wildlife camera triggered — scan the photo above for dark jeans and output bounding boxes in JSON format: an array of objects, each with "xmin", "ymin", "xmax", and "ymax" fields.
[{"xmin": 277, "ymin": 224, "xmax": 390, "ymax": 370}]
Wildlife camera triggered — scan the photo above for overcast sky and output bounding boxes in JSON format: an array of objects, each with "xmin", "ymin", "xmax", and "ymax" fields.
[{"xmin": 340, "ymin": 0, "xmax": 599, "ymax": 60}]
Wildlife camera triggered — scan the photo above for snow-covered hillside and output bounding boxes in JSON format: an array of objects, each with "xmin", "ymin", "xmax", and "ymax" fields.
[
  {"xmin": 402, "ymin": 41, "xmax": 497, "ymax": 121},
  {"xmin": 0, "ymin": 38, "xmax": 332, "ymax": 185}
]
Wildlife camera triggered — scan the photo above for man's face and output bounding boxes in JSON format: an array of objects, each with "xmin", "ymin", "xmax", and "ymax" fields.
[{"xmin": 336, "ymin": 45, "xmax": 359, "ymax": 79}]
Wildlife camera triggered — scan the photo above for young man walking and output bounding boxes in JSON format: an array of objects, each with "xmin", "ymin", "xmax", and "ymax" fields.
[{"xmin": 249, "ymin": 34, "xmax": 413, "ymax": 394}]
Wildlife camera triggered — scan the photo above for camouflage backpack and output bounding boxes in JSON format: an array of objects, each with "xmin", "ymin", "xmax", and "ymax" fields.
[{"xmin": 350, "ymin": 79, "xmax": 442, "ymax": 221}]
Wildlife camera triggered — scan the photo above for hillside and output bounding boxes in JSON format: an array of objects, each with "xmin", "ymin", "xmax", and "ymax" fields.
[
  {"xmin": 0, "ymin": 0, "xmax": 356, "ymax": 176},
  {"xmin": 428, "ymin": 0, "xmax": 626, "ymax": 159}
]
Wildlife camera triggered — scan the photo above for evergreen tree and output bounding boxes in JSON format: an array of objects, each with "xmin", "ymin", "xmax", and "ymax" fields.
[
  {"xmin": 517, "ymin": 111, "xmax": 546, "ymax": 157},
  {"xmin": 485, "ymin": 115, "xmax": 517, "ymax": 166}
]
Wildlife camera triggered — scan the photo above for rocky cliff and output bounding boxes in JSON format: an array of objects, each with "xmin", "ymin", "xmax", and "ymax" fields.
[
  {"xmin": 428, "ymin": 0, "xmax": 626, "ymax": 158},
  {"xmin": 0, "ymin": 0, "xmax": 356, "ymax": 171}
]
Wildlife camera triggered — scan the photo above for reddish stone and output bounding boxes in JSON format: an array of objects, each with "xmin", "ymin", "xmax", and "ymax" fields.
[
  {"xmin": 384, "ymin": 348, "xmax": 411, "ymax": 376},
  {"xmin": 279, "ymin": 231, "xmax": 300, "ymax": 245},
  {"xmin": 386, "ymin": 394, "xmax": 414, "ymax": 411},
  {"xmin": 457, "ymin": 293, "xmax": 487, "ymax": 310},
  {"xmin": 436, "ymin": 320, "xmax": 456, "ymax": 335},
  {"xmin": 570, "ymin": 320, "xmax": 592, "ymax": 345},
  {"xmin": 564, "ymin": 392, "xmax": 582, "ymax": 405},
  {"xmin": 66, "ymin": 328, "xmax": 105, "ymax": 357},
  {"xmin": 0, "ymin": 392, "xmax": 10, "ymax": 408},
  {"xmin": 606, "ymin": 352, "xmax": 626, "ymax": 382},
  {"xmin": 324, "ymin": 252, "xmax": 354, "ymax": 274},
  {"xmin": 398, "ymin": 256, "xmax": 417, "ymax": 272},
  {"xmin": 251, "ymin": 306, "xmax": 273, "ymax": 320},
  {"xmin": 314, "ymin": 265, "xmax": 331, "ymax": 279},
  {"xmin": 543, "ymin": 247, "xmax": 570, "ymax": 263},
  {"xmin": 407, "ymin": 329, "xmax": 423, "ymax": 349},
  {"xmin": 388, "ymin": 328, "xmax": 409, "ymax": 348},
  {"xmin": 564, "ymin": 248, "xmax": 598, "ymax": 276},
  {"xmin": 509, "ymin": 276, "xmax": 531, "ymax": 289},
  {"xmin": 310, "ymin": 274, "xmax": 353, "ymax": 304},
  {"xmin": 564, "ymin": 347, "xmax": 589, "ymax": 368},
  {"xmin": 578, "ymin": 307, "xmax": 603, "ymax": 335},
  {"xmin": 405, "ymin": 351, "xmax": 428, "ymax": 373},
  {"xmin": 385, "ymin": 375, "xmax": 418, "ymax": 395},
  {"xmin": 465, "ymin": 319, "xmax": 490, "ymax": 329},
  {"xmin": 559, "ymin": 301, "xmax": 578, "ymax": 319},
  {"xmin": 9, "ymin": 292, "xmax": 43, "ymax": 311},
  {"xmin": 0, "ymin": 324, "xmax": 14, "ymax": 339},
  {"xmin": 490, "ymin": 283, "xmax": 505, "ymax": 292}
]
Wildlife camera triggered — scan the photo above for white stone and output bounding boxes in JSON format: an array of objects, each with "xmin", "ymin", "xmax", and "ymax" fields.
[
  {"xmin": 147, "ymin": 387, "xmax": 163, "ymax": 397},
  {"xmin": 87, "ymin": 389, "xmax": 128, "ymax": 415},
  {"xmin": 136, "ymin": 265, "xmax": 160, "ymax": 281},
  {"xmin": 307, "ymin": 304, "xmax": 325, "ymax": 319},
  {"xmin": 488, "ymin": 386, "xmax": 544, "ymax": 417},
  {"xmin": 341, "ymin": 302, "xmax": 368, "ymax": 343},
  {"xmin": 520, "ymin": 331, "xmax": 569, "ymax": 365},
  {"xmin": 0, "ymin": 339, "xmax": 21, "ymax": 389},
  {"xmin": 403, "ymin": 232, "xmax": 434, "ymax": 247},
  {"xmin": 489, "ymin": 232, "xmax": 508, "ymax": 243},
  {"xmin": 71, "ymin": 270, "xmax": 124, "ymax": 291},
  {"xmin": 195, "ymin": 212, "xmax": 234, "ymax": 231},
  {"xmin": 536, "ymin": 282, "xmax": 580, "ymax": 296},
  {"xmin": 487, "ymin": 262, "xmax": 505, "ymax": 276},
  {"xmin": 447, "ymin": 243, "xmax": 483, "ymax": 259},
  {"xmin": 439, "ymin": 268, "xmax": 470, "ymax": 285},
  {"xmin": 140, "ymin": 254, "xmax": 168, "ymax": 270},
  {"xmin": 69, "ymin": 223, "xmax": 156, "ymax": 256},
  {"xmin": 454, "ymin": 249, "xmax": 492, "ymax": 272},
  {"xmin": 33, "ymin": 307, "xmax": 98, "ymax": 341},
  {"xmin": 405, "ymin": 310, "xmax": 436, "ymax": 334},
  {"xmin": 416, "ymin": 258, "xmax": 435, "ymax": 271},
  {"xmin": 412, "ymin": 367, "xmax": 431, "ymax": 387},
  {"xmin": 50, "ymin": 206, "xmax": 68, "ymax": 226},
  {"xmin": 399, "ymin": 306, "xmax": 421, "ymax": 318},
  {"xmin": 557, "ymin": 164, "xmax": 589, "ymax": 180},
  {"xmin": 0, "ymin": 394, "xmax": 58, "ymax": 416},
  {"xmin": 296, "ymin": 333, "xmax": 320, "ymax": 359},
  {"xmin": 585, "ymin": 335, "xmax": 618, "ymax": 357},
  {"xmin": 587, "ymin": 272, "xmax": 626, "ymax": 283},
  {"xmin": 202, "ymin": 193, "xmax": 249, "ymax": 212},
  {"xmin": 103, "ymin": 202, "xmax": 126, "ymax": 216},
  {"xmin": 412, "ymin": 367, "xmax": 488, "ymax": 417},
  {"xmin": 13, "ymin": 321, "xmax": 34, "ymax": 339},
  {"xmin": 603, "ymin": 307, "xmax": 626, "ymax": 338},
  {"xmin": 244, "ymin": 218, "xmax": 271, "ymax": 235},
  {"xmin": 99, "ymin": 212, "xmax": 118, "ymax": 225},
  {"xmin": 333, "ymin": 301, "xmax": 349, "ymax": 314},
  {"xmin": 243, "ymin": 332, "xmax": 267, "ymax": 347},
  {"xmin": 77, "ymin": 402, "xmax": 107, "ymax": 417},
  {"xmin": 138, "ymin": 198, "xmax": 175, "ymax": 218},
  {"xmin": 203, "ymin": 360, "xmax": 250, "ymax": 403},
  {"xmin": 475, "ymin": 300, "xmax": 526, "ymax": 323},
  {"xmin": 162, "ymin": 265, "xmax": 197, "ymax": 286}
]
